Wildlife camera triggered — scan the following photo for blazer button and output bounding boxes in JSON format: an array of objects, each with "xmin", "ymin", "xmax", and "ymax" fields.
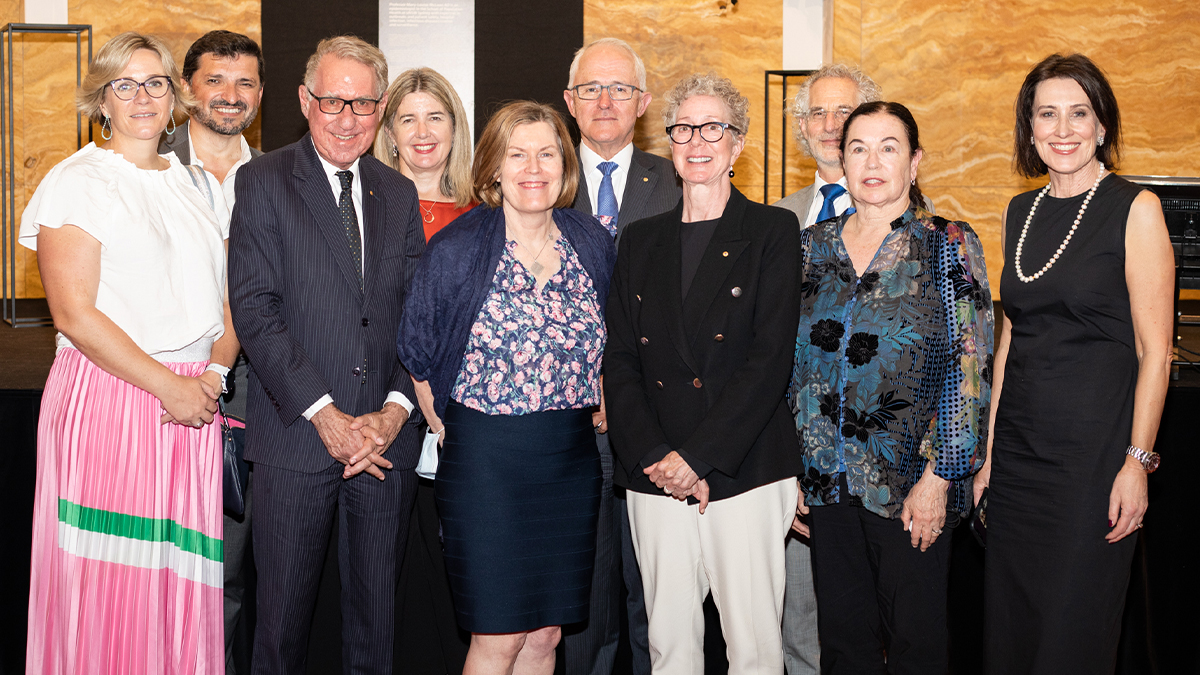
[
  {"xmin": 352, "ymin": 367, "xmax": 361, "ymax": 377},
  {"xmin": 361, "ymin": 317, "xmax": 370, "ymax": 327},
  {"xmin": 656, "ymin": 380, "xmax": 664, "ymax": 389},
  {"xmin": 693, "ymin": 378, "xmax": 703, "ymax": 388},
  {"xmin": 714, "ymin": 333, "xmax": 724, "ymax": 342},
  {"xmin": 730, "ymin": 286, "xmax": 742, "ymax": 297},
  {"xmin": 640, "ymin": 337, "xmax": 649, "ymax": 345}
]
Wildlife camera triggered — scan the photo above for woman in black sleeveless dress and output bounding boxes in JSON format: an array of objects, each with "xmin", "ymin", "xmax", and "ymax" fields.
[{"xmin": 977, "ymin": 54, "xmax": 1173, "ymax": 674}]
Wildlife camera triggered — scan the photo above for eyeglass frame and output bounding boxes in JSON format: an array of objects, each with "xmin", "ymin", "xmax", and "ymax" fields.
[
  {"xmin": 568, "ymin": 82, "xmax": 641, "ymax": 101},
  {"xmin": 805, "ymin": 106, "xmax": 854, "ymax": 123},
  {"xmin": 665, "ymin": 121, "xmax": 742, "ymax": 144},
  {"xmin": 108, "ymin": 76, "xmax": 173, "ymax": 101},
  {"xmin": 305, "ymin": 88, "xmax": 382, "ymax": 116}
]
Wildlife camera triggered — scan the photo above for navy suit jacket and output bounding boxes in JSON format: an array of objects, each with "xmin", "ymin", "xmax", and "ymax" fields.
[{"xmin": 229, "ymin": 134, "xmax": 426, "ymax": 473}]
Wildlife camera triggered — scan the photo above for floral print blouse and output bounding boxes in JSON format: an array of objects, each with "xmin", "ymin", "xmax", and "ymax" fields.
[
  {"xmin": 790, "ymin": 206, "xmax": 994, "ymax": 519},
  {"xmin": 452, "ymin": 237, "xmax": 605, "ymax": 415}
]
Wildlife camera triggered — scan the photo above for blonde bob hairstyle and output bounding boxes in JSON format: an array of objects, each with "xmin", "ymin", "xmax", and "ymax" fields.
[
  {"xmin": 471, "ymin": 101, "xmax": 579, "ymax": 210},
  {"xmin": 373, "ymin": 67, "xmax": 474, "ymax": 209},
  {"xmin": 77, "ymin": 32, "xmax": 193, "ymax": 124},
  {"xmin": 661, "ymin": 72, "xmax": 750, "ymax": 140}
]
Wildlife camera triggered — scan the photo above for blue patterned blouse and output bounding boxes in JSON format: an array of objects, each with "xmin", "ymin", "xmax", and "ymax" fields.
[
  {"xmin": 452, "ymin": 237, "xmax": 605, "ymax": 415},
  {"xmin": 790, "ymin": 206, "xmax": 994, "ymax": 518}
]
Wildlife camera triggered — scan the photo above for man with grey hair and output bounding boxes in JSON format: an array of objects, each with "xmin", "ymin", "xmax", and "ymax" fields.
[
  {"xmin": 774, "ymin": 63, "xmax": 882, "ymax": 228},
  {"xmin": 775, "ymin": 63, "xmax": 881, "ymax": 675},
  {"xmin": 563, "ymin": 37, "xmax": 680, "ymax": 675},
  {"xmin": 228, "ymin": 35, "xmax": 424, "ymax": 675}
]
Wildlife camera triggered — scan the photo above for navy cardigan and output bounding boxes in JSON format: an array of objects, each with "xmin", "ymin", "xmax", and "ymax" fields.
[{"xmin": 396, "ymin": 203, "xmax": 617, "ymax": 419}]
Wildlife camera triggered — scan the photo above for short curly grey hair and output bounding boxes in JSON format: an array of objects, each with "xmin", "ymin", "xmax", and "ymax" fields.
[
  {"xmin": 662, "ymin": 72, "xmax": 749, "ymax": 139},
  {"xmin": 791, "ymin": 63, "xmax": 881, "ymax": 148}
]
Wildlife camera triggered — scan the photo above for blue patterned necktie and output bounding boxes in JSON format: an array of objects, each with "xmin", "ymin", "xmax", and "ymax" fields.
[
  {"xmin": 596, "ymin": 161, "xmax": 619, "ymax": 237},
  {"xmin": 336, "ymin": 170, "xmax": 363, "ymax": 290},
  {"xmin": 817, "ymin": 182, "xmax": 851, "ymax": 223}
]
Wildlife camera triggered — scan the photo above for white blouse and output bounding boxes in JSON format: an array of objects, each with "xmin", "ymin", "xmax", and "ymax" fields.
[{"xmin": 19, "ymin": 143, "xmax": 229, "ymax": 359}]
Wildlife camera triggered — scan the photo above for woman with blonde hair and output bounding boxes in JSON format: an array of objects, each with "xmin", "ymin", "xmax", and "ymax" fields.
[
  {"xmin": 374, "ymin": 67, "xmax": 475, "ymax": 241},
  {"xmin": 22, "ymin": 31, "xmax": 237, "ymax": 673}
]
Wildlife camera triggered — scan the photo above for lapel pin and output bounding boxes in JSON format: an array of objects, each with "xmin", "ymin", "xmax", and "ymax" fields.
[
  {"xmin": 643, "ymin": 177, "xmax": 649, "ymax": 182},
  {"xmin": 722, "ymin": 251, "xmax": 729, "ymax": 257},
  {"xmin": 731, "ymin": 286, "xmax": 742, "ymax": 297}
]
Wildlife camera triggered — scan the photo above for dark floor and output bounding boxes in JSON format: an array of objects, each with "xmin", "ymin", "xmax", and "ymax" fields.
[{"xmin": 0, "ymin": 299, "xmax": 56, "ymax": 390}]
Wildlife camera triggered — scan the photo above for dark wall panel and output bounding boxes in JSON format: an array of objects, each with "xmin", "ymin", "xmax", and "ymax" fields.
[
  {"xmin": 474, "ymin": 0, "xmax": 583, "ymax": 143},
  {"xmin": 260, "ymin": 0, "xmax": 379, "ymax": 151}
]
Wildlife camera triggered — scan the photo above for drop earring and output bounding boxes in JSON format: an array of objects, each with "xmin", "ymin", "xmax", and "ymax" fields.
[
  {"xmin": 101, "ymin": 115, "xmax": 112, "ymax": 141},
  {"xmin": 728, "ymin": 168, "xmax": 735, "ymax": 178},
  {"xmin": 166, "ymin": 106, "xmax": 176, "ymax": 136}
]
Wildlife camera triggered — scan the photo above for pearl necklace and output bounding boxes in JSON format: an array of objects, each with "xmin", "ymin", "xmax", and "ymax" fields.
[{"xmin": 1014, "ymin": 169, "xmax": 1106, "ymax": 283}]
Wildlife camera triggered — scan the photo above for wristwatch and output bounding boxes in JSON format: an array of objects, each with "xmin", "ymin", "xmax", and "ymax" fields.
[{"xmin": 1126, "ymin": 445, "xmax": 1161, "ymax": 473}]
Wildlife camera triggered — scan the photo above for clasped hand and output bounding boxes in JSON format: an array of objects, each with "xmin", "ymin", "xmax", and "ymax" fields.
[
  {"xmin": 312, "ymin": 402, "xmax": 409, "ymax": 480},
  {"xmin": 159, "ymin": 372, "xmax": 221, "ymax": 427},
  {"xmin": 644, "ymin": 451, "xmax": 710, "ymax": 513}
]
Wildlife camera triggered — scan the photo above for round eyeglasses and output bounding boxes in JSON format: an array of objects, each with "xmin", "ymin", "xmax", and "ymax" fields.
[
  {"xmin": 570, "ymin": 83, "xmax": 640, "ymax": 101},
  {"xmin": 806, "ymin": 107, "xmax": 853, "ymax": 122},
  {"xmin": 307, "ymin": 90, "xmax": 382, "ymax": 116},
  {"xmin": 666, "ymin": 122, "xmax": 741, "ymax": 144},
  {"xmin": 109, "ymin": 77, "xmax": 172, "ymax": 101}
]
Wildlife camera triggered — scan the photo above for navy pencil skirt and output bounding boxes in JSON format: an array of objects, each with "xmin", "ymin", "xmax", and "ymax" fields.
[{"xmin": 436, "ymin": 400, "xmax": 601, "ymax": 633}]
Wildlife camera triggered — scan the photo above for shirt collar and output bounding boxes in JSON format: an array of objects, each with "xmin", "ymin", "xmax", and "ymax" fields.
[
  {"xmin": 313, "ymin": 138, "xmax": 361, "ymax": 180},
  {"xmin": 579, "ymin": 141, "xmax": 635, "ymax": 175},
  {"xmin": 187, "ymin": 124, "xmax": 254, "ymax": 169},
  {"xmin": 811, "ymin": 170, "xmax": 847, "ymax": 191}
]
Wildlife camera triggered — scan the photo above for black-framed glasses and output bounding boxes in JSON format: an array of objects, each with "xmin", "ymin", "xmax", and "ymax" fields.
[
  {"xmin": 307, "ymin": 89, "xmax": 381, "ymax": 116},
  {"xmin": 806, "ymin": 107, "xmax": 853, "ymax": 122},
  {"xmin": 666, "ymin": 122, "xmax": 741, "ymax": 144},
  {"xmin": 569, "ymin": 83, "xmax": 640, "ymax": 101},
  {"xmin": 109, "ymin": 76, "xmax": 172, "ymax": 101}
]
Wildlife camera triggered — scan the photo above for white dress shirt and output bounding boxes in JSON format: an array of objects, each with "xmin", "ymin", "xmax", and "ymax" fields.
[
  {"xmin": 188, "ymin": 126, "xmax": 254, "ymax": 211},
  {"xmin": 803, "ymin": 172, "xmax": 853, "ymax": 228},
  {"xmin": 579, "ymin": 142, "xmax": 635, "ymax": 215},
  {"xmin": 303, "ymin": 143, "xmax": 414, "ymax": 420}
]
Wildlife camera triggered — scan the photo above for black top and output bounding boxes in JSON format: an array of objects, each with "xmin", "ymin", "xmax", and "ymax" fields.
[{"xmin": 680, "ymin": 218, "xmax": 720, "ymax": 299}]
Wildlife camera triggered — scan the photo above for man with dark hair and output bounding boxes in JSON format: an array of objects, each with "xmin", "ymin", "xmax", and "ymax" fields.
[{"xmin": 159, "ymin": 29, "xmax": 264, "ymax": 675}]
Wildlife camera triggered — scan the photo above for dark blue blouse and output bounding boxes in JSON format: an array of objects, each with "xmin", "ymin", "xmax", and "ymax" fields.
[{"xmin": 396, "ymin": 203, "xmax": 616, "ymax": 419}]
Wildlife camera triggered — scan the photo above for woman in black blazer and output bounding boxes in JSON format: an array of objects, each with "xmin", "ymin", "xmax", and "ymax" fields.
[{"xmin": 604, "ymin": 72, "xmax": 803, "ymax": 674}]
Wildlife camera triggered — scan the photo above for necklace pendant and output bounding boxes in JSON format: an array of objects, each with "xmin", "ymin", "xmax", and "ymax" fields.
[{"xmin": 529, "ymin": 260, "xmax": 545, "ymax": 277}]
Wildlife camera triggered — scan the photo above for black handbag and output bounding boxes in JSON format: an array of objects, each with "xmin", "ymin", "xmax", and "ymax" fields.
[{"xmin": 220, "ymin": 399, "xmax": 249, "ymax": 516}]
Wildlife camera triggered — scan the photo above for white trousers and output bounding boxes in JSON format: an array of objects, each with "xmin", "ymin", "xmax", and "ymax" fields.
[{"xmin": 627, "ymin": 478, "xmax": 798, "ymax": 675}]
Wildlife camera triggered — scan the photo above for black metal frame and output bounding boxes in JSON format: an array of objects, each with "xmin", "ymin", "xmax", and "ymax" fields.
[
  {"xmin": 1, "ymin": 23, "xmax": 92, "ymax": 328},
  {"xmin": 762, "ymin": 69, "xmax": 814, "ymax": 204}
]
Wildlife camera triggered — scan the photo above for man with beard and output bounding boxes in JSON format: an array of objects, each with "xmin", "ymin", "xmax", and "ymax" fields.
[{"xmin": 159, "ymin": 29, "xmax": 264, "ymax": 674}]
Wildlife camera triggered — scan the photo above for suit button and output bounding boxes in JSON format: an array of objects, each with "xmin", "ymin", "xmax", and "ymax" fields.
[
  {"xmin": 352, "ymin": 367, "xmax": 361, "ymax": 377},
  {"xmin": 693, "ymin": 378, "xmax": 702, "ymax": 388},
  {"xmin": 714, "ymin": 333, "xmax": 724, "ymax": 342},
  {"xmin": 361, "ymin": 317, "xmax": 369, "ymax": 327},
  {"xmin": 640, "ymin": 337, "xmax": 649, "ymax": 345},
  {"xmin": 730, "ymin": 286, "xmax": 742, "ymax": 297},
  {"xmin": 656, "ymin": 381, "xmax": 664, "ymax": 389}
]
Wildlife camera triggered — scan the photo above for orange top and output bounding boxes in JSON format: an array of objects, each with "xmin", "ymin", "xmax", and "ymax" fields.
[{"xmin": 421, "ymin": 200, "xmax": 476, "ymax": 242}]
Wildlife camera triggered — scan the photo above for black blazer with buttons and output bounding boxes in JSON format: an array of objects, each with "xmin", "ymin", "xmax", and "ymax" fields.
[
  {"xmin": 604, "ymin": 186, "xmax": 804, "ymax": 501},
  {"xmin": 228, "ymin": 133, "xmax": 426, "ymax": 473}
]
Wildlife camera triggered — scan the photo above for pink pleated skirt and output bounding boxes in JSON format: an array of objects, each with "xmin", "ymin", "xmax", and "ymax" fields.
[{"xmin": 26, "ymin": 348, "xmax": 223, "ymax": 675}]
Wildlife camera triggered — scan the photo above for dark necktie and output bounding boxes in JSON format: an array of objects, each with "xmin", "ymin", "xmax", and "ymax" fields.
[
  {"xmin": 596, "ymin": 161, "xmax": 619, "ymax": 237},
  {"xmin": 817, "ymin": 182, "xmax": 852, "ymax": 223},
  {"xmin": 336, "ymin": 170, "xmax": 363, "ymax": 290}
]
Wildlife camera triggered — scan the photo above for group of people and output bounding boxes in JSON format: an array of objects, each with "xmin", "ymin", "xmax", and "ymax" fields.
[{"xmin": 20, "ymin": 25, "xmax": 1171, "ymax": 675}]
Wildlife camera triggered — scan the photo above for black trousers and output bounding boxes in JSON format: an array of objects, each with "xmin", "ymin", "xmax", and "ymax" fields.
[
  {"xmin": 251, "ymin": 460, "xmax": 417, "ymax": 675},
  {"xmin": 808, "ymin": 501, "xmax": 952, "ymax": 675}
]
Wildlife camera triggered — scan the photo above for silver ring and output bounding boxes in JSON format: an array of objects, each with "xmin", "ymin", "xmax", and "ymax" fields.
[
  {"xmin": 195, "ymin": 421, "xmax": 203, "ymax": 428},
  {"xmin": 664, "ymin": 487, "xmax": 672, "ymax": 495},
  {"xmin": 932, "ymin": 528, "xmax": 943, "ymax": 535},
  {"xmin": 1137, "ymin": 522, "xmax": 1144, "ymax": 528}
]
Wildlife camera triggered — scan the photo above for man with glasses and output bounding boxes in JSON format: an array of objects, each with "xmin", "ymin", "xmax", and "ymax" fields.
[
  {"xmin": 159, "ymin": 31, "xmax": 264, "ymax": 674},
  {"xmin": 228, "ymin": 36, "xmax": 424, "ymax": 675},
  {"xmin": 563, "ymin": 37, "xmax": 680, "ymax": 675},
  {"xmin": 774, "ymin": 63, "xmax": 881, "ymax": 675}
]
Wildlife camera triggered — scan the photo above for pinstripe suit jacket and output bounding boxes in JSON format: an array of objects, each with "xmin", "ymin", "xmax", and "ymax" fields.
[
  {"xmin": 573, "ymin": 145, "xmax": 680, "ymax": 243},
  {"xmin": 228, "ymin": 134, "xmax": 426, "ymax": 473}
]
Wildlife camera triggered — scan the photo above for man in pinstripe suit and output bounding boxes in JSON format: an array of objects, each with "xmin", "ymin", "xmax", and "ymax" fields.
[
  {"xmin": 228, "ymin": 36, "xmax": 424, "ymax": 675},
  {"xmin": 564, "ymin": 38, "xmax": 681, "ymax": 675}
]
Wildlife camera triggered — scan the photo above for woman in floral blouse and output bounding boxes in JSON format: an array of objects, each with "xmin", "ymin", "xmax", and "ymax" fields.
[
  {"xmin": 789, "ymin": 101, "xmax": 993, "ymax": 673},
  {"xmin": 396, "ymin": 101, "xmax": 615, "ymax": 675}
]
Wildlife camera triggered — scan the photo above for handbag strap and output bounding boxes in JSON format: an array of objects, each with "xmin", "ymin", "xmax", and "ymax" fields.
[{"xmin": 185, "ymin": 163, "xmax": 216, "ymax": 212}]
